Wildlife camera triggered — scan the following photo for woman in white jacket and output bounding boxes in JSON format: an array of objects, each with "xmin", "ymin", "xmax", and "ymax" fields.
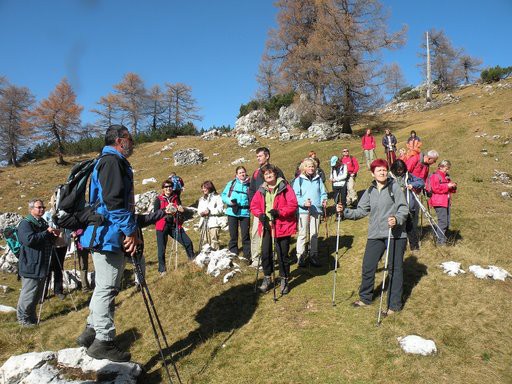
[
  {"xmin": 198, "ymin": 180, "xmax": 224, "ymax": 250},
  {"xmin": 329, "ymin": 156, "xmax": 348, "ymax": 207}
]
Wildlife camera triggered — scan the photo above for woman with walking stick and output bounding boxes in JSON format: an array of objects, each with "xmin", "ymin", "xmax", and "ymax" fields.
[
  {"xmin": 197, "ymin": 180, "xmax": 224, "ymax": 250},
  {"xmin": 250, "ymin": 164, "xmax": 297, "ymax": 295},
  {"xmin": 336, "ymin": 159, "xmax": 408, "ymax": 317}
]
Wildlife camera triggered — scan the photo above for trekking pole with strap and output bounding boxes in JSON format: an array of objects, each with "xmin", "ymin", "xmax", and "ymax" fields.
[
  {"xmin": 323, "ymin": 204, "xmax": 330, "ymax": 260},
  {"xmin": 332, "ymin": 197, "xmax": 342, "ymax": 306},
  {"xmin": 270, "ymin": 220, "xmax": 278, "ymax": 303},
  {"xmin": 377, "ymin": 227, "xmax": 392, "ymax": 326},
  {"xmin": 174, "ymin": 213, "xmax": 180, "ymax": 271},
  {"xmin": 253, "ymin": 230, "xmax": 263, "ymax": 293},
  {"xmin": 130, "ymin": 252, "xmax": 183, "ymax": 384},
  {"xmin": 411, "ymin": 192, "xmax": 446, "ymax": 242}
]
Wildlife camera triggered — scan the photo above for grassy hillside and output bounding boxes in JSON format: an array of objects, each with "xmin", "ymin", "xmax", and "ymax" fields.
[{"xmin": 1, "ymin": 81, "xmax": 511, "ymax": 383}]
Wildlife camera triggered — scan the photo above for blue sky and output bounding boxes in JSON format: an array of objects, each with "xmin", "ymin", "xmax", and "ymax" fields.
[{"xmin": 0, "ymin": 0, "xmax": 510, "ymax": 131}]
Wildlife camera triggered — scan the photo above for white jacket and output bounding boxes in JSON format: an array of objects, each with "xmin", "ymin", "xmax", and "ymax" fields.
[
  {"xmin": 330, "ymin": 164, "xmax": 348, "ymax": 187},
  {"xmin": 198, "ymin": 193, "xmax": 225, "ymax": 228}
]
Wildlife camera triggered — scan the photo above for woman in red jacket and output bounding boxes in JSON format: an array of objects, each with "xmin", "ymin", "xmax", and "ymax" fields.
[
  {"xmin": 361, "ymin": 128, "xmax": 376, "ymax": 169},
  {"xmin": 250, "ymin": 164, "xmax": 298, "ymax": 295},
  {"xmin": 428, "ymin": 160, "xmax": 457, "ymax": 245}
]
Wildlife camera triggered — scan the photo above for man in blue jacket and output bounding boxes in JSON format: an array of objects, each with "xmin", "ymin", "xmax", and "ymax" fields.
[
  {"xmin": 17, "ymin": 198, "xmax": 60, "ymax": 327},
  {"xmin": 77, "ymin": 125, "xmax": 138, "ymax": 362}
]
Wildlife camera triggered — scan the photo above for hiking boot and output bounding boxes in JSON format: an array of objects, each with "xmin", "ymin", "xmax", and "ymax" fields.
[
  {"xmin": 309, "ymin": 255, "xmax": 321, "ymax": 267},
  {"xmin": 77, "ymin": 327, "xmax": 96, "ymax": 348},
  {"xmin": 56, "ymin": 293, "xmax": 66, "ymax": 300},
  {"xmin": 19, "ymin": 321, "xmax": 37, "ymax": 328},
  {"xmin": 259, "ymin": 276, "xmax": 272, "ymax": 293},
  {"xmin": 86, "ymin": 339, "xmax": 131, "ymax": 362},
  {"xmin": 280, "ymin": 278, "xmax": 289, "ymax": 295}
]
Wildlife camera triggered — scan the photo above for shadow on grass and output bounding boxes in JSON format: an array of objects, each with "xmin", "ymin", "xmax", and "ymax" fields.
[
  {"xmin": 289, "ymin": 231, "xmax": 354, "ymax": 292},
  {"xmin": 143, "ymin": 282, "xmax": 258, "ymax": 383},
  {"xmin": 116, "ymin": 327, "xmax": 142, "ymax": 352}
]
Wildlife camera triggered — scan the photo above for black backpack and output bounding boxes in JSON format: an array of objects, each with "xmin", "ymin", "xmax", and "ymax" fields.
[{"xmin": 52, "ymin": 155, "xmax": 106, "ymax": 231}]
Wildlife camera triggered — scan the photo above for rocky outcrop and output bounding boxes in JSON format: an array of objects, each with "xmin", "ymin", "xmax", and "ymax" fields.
[
  {"xmin": 0, "ymin": 348, "xmax": 142, "ymax": 384},
  {"xmin": 0, "ymin": 248, "xmax": 18, "ymax": 274},
  {"xmin": 173, "ymin": 148, "xmax": 205, "ymax": 166},
  {"xmin": 201, "ymin": 129, "xmax": 224, "ymax": 141},
  {"xmin": 135, "ymin": 190, "xmax": 158, "ymax": 214},
  {"xmin": 0, "ymin": 212, "xmax": 23, "ymax": 237},
  {"xmin": 237, "ymin": 134, "xmax": 257, "ymax": 147}
]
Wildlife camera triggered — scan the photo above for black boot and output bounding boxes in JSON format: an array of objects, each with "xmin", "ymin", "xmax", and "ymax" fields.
[
  {"xmin": 280, "ymin": 278, "xmax": 289, "ymax": 295},
  {"xmin": 77, "ymin": 327, "xmax": 96, "ymax": 348},
  {"xmin": 86, "ymin": 339, "xmax": 131, "ymax": 362},
  {"xmin": 259, "ymin": 276, "xmax": 272, "ymax": 293}
]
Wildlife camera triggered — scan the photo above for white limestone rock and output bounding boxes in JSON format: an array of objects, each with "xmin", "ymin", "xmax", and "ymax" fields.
[
  {"xmin": 141, "ymin": 177, "xmax": 157, "ymax": 185},
  {"xmin": 0, "ymin": 248, "xmax": 18, "ymax": 274},
  {"xmin": 134, "ymin": 190, "xmax": 158, "ymax": 214},
  {"xmin": 469, "ymin": 265, "xmax": 510, "ymax": 281},
  {"xmin": 236, "ymin": 134, "xmax": 257, "ymax": 147},
  {"xmin": 0, "ymin": 304, "xmax": 16, "ymax": 313},
  {"xmin": 398, "ymin": 335, "xmax": 437, "ymax": 356},
  {"xmin": 173, "ymin": 148, "xmax": 205, "ymax": 166},
  {"xmin": 0, "ymin": 351, "xmax": 56, "ymax": 384}
]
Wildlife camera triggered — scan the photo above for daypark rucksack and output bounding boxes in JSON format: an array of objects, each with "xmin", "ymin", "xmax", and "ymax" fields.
[
  {"xmin": 52, "ymin": 155, "xmax": 106, "ymax": 231},
  {"xmin": 424, "ymin": 173, "xmax": 442, "ymax": 198},
  {"xmin": 2, "ymin": 226, "xmax": 21, "ymax": 258}
]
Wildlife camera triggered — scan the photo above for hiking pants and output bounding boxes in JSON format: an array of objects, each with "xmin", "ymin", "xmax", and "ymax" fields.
[
  {"xmin": 46, "ymin": 246, "xmax": 67, "ymax": 295},
  {"xmin": 227, "ymin": 215, "xmax": 251, "ymax": 260},
  {"xmin": 17, "ymin": 277, "xmax": 45, "ymax": 324},
  {"xmin": 364, "ymin": 149, "xmax": 376, "ymax": 169},
  {"xmin": 347, "ymin": 176, "xmax": 358, "ymax": 205},
  {"xmin": 332, "ymin": 185, "xmax": 347, "ymax": 207},
  {"xmin": 359, "ymin": 237, "xmax": 406, "ymax": 312},
  {"xmin": 386, "ymin": 150, "xmax": 396, "ymax": 166},
  {"xmin": 87, "ymin": 250, "xmax": 125, "ymax": 341},
  {"xmin": 156, "ymin": 226, "xmax": 194, "ymax": 272},
  {"xmin": 296, "ymin": 212, "xmax": 320, "ymax": 258},
  {"xmin": 261, "ymin": 231, "xmax": 290, "ymax": 278},
  {"xmin": 434, "ymin": 206, "xmax": 450, "ymax": 244},
  {"xmin": 406, "ymin": 209, "xmax": 420, "ymax": 250}
]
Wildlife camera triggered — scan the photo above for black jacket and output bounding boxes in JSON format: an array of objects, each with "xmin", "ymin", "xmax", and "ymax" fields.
[{"xmin": 18, "ymin": 216, "xmax": 54, "ymax": 279}]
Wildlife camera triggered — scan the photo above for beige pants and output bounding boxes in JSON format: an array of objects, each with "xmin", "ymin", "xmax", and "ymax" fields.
[
  {"xmin": 296, "ymin": 212, "xmax": 320, "ymax": 257},
  {"xmin": 250, "ymin": 216, "xmax": 261, "ymax": 265},
  {"xmin": 209, "ymin": 227, "xmax": 220, "ymax": 250},
  {"xmin": 347, "ymin": 176, "xmax": 358, "ymax": 205}
]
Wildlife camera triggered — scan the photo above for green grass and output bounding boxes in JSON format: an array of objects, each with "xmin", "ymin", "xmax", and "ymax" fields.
[{"xmin": 1, "ymin": 80, "xmax": 512, "ymax": 383}]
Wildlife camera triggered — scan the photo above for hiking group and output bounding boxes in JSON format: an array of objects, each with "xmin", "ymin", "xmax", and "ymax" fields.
[{"xmin": 11, "ymin": 124, "xmax": 457, "ymax": 364}]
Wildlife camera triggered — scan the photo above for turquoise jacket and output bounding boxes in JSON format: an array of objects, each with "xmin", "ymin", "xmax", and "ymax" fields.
[
  {"xmin": 221, "ymin": 178, "xmax": 250, "ymax": 218},
  {"xmin": 292, "ymin": 174, "xmax": 328, "ymax": 215}
]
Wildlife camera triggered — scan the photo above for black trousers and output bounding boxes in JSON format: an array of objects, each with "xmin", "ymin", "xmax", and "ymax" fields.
[
  {"xmin": 156, "ymin": 226, "xmax": 195, "ymax": 272},
  {"xmin": 406, "ymin": 209, "xmax": 420, "ymax": 250},
  {"xmin": 261, "ymin": 229, "xmax": 290, "ymax": 278},
  {"xmin": 359, "ymin": 237, "xmax": 406, "ymax": 311},
  {"xmin": 332, "ymin": 185, "xmax": 347, "ymax": 207},
  {"xmin": 227, "ymin": 215, "xmax": 251, "ymax": 260},
  {"xmin": 46, "ymin": 246, "xmax": 67, "ymax": 295}
]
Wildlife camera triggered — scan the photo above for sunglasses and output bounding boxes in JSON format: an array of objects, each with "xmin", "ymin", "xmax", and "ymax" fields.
[
  {"xmin": 34, "ymin": 206, "xmax": 45, "ymax": 209},
  {"xmin": 163, "ymin": 185, "xmax": 173, "ymax": 189}
]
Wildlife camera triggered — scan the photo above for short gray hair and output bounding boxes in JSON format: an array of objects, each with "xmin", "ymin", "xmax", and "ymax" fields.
[
  {"xmin": 28, "ymin": 198, "xmax": 43, "ymax": 209},
  {"xmin": 438, "ymin": 159, "xmax": 451, "ymax": 168},
  {"xmin": 427, "ymin": 150, "xmax": 439, "ymax": 159}
]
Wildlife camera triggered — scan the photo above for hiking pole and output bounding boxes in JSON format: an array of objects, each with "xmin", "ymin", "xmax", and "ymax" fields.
[
  {"xmin": 377, "ymin": 227, "xmax": 393, "ymax": 326},
  {"xmin": 38, "ymin": 246, "xmax": 55, "ymax": 325},
  {"xmin": 332, "ymin": 202, "xmax": 342, "ymax": 306},
  {"xmin": 54, "ymin": 247, "xmax": 78, "ymax": 312},
  {"xmin": 131, "ymin": 254, "xmax": 182, "ymax": 384},
  {"xmin": 271, "ymin": 220, "xmax": 278, "ymax": 303},
  {"xmin": 412, "ymin": 192, "xmax": 446, "ymax": 243},
  {"xmin": 174, "ymin": 214, "xmax": 179, "ymax": 270},
  {"xmin": 253, "ymin": 226, "xmax": 264, "ymax": 293}
]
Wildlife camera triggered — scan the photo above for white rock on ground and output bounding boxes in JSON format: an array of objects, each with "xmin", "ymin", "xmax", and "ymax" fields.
[
  {"xmin": 439, "ymin": 261, "xmax": 465, "ymax": 276},
  {"xmin": 141, "ymin": 177, "xmax": 157, "ymax": 185},
  {"xmin": 469, "ymin": 265, "xmax": 510, "ymax": 281},
  {"xmin": 0, "ymin": 248, "xmax": 18, "ymax": 274},
  {"xmin": 0, "ymin": 348, "xmax": 141, "ymax": 384},
  {"xmin": 0, "ymin": 304, "xmax": 16, "ymax": 313},
  {"xmin": 397, "ymin": 335, "xmax": 437, "ymax": 356},
  {"xmin": 194, "ymin": 246, "xmax": 239, "ymax": 280},
  {"xmin": 1, "ymin": 284, "xmax": 13, "ymax": 293}
]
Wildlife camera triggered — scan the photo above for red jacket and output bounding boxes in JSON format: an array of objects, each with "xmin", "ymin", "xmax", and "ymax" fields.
[
  {"xmin": 406, "ymin": 153, "xmax": 429, "ymax": 182},
  {"xmin": 250, "ymin": 180, "xmax": 298, "ymax": 238},
  {"xmin": 341, "ymin": 155, "xmax": 359, "ymax": 175},
  {"xmin": 155, "ymin": 193, "xmax": 182, "ymax": 231},
  {"xmin": 428, "ymin": 170, "xmax": 457, "ymax": 208},
  {"xmin": 361, "ymin": 134, "xmax": 376, "ymax": 150}
]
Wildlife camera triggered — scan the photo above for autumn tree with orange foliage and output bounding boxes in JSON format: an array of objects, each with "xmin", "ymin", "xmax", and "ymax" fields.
[
  {"xmin": 30, "ymin": 78, "xmax": 83, "ymax": 165},
  {"xmin": 114, "ymin": 73, "xmax": 147, "ymax": 135},
  {"xmin": 266, "ymin": 0, "xmax": 406, "ymax": 133},
  {"xmin": 0, "ymin": 82, "xmax": 35, "ymax": 166}
]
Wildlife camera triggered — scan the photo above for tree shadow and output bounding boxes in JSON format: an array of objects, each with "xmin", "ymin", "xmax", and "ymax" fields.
[
  {"xmin": 143, "ymin": 282, "xmax": 258, "ymax": 382},
  {"xmin": 289, "ymin": 232, "xmax": 354, "ymax": 292}
]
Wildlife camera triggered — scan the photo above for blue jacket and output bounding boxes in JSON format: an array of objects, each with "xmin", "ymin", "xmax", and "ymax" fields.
[
  {"xmin": 81, "ymin": 146, "xmax": 137, "ymax": 253},
  {"xmin": 221, "ymin": 178, "xmax": 250, "ymax": 218},
  {"xmin": 292, "ymin": 174, "xmax": 328, "ymax": 215},
  {"xmin": 18, "ymin": 215, "xmax": 53, "ymax": 279}
]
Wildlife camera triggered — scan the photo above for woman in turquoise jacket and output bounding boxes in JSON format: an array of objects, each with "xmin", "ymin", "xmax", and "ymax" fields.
[{"xmin": 221, "ymin": 166, "xmax": 251, "ymax": 262}]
